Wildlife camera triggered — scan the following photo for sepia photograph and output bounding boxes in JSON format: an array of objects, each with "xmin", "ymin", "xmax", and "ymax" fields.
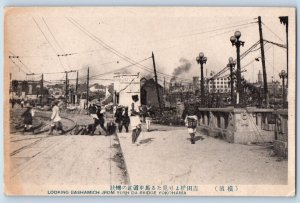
[{"xmin": 3, "ymin": 7, "xmax": 296, "ymax": 196}]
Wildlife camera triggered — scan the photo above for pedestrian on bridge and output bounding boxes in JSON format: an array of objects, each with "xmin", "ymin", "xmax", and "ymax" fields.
[{"xmin": 184, "ymin": 106, "xmax": 198, "ymax": 144}]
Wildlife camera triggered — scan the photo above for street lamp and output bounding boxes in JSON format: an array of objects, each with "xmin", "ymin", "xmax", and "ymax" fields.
[
  {"xmin": 230, "ymin": 31, "xmax": 245, "ymax": 106},
  {"xmin": 227, "ymin": 57, "xmax": 236, "ymax": 105},
  {"xmin": 279, "ymin": 70, "xmax": 288, "ymax": 108},
  {"xmin": 196, "ymin": 52, "xmax": 207, "ymax": 106}
]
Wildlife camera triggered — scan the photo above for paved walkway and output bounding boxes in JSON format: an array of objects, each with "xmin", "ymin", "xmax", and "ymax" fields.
[
  {"xmin": 117, "ymin": 124, "xmax": 287, "ymax": 185},
  {"xmin": 7, "ymin": 134, "xmax": 126, "ymax": 195}
]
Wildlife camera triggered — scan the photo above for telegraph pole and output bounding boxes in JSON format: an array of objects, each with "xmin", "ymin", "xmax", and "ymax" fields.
[
  {"xmin": 163, "ymin": 77, "xmax": 166, "ymax": 94},
  {"xmin": 75, "ymin": 71, "xmax": 78, "ymax": 104},
  {"xmin": 258, "ymin": 16, "xmax": 269, "ymax": 107},
  {"xmin": 41, "ymin": 74, "xmax": 44, "ymax": 106},
  {"xmin": 86, "ymin": 67, "xmax": 89, "ymax": 108},
  {"xmin": 65, "ymin": 72, "xmax": 68, "ymax": 101},
  {"xmin": 279, "ymin": 16, "xmax": 288, "ymax": 87},
  {"xmin": 64, "ymin": 70, "xmax": 76, "ymax": 103},
  {"xmin": 76, "ymin": 71, "xmax": 78, "ymax": 93},
  {"xmin": 152, "ymin": 52, "xmax": 162, "ymax": 111}
]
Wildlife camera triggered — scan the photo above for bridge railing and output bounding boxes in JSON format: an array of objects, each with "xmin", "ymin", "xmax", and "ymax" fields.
[
  {"xmin": 197, "ymin": 107, "xmax": 276, "ymax": 144},
  {"xmin": 273, "ymin": 109, "xmax": 288, "ymax": 157}
]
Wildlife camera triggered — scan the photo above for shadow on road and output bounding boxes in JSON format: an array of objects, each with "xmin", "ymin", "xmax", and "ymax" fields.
[
  {"xmin": 139, "ymin": 138, "xmax": 154, "ymax": 145},
  {"xmin": 186, "ymin": 135, "xmax": 205, "ymax": 143}
]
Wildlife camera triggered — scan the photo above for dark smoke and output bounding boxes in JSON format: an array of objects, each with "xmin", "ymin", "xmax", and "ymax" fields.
[{"xmin": 171, "ymin": 58, "xmax": 191, "ymax": 82}]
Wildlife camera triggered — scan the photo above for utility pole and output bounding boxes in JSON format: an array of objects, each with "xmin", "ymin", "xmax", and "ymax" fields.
[
  {"xmin": 64, "ymin": 70, "xmax": 76, "ymax": 104},
  {"xmin": 75, "ymin": 71, "xmax": 78, "ymax": 104},
  {"xmin": 87, "ymin": 67, "xmax": 89, "ymax": 108},
  {"xmin": 152, "ymin": 52, "xmax": 162, "ymax": 111},
  {"xmin": 279, "ymin": 16, "xmax": 288, "ymax": 87},
  {"xmin": 258, "ymin": 16, "xmax": 269, "ymax": 107},
  {"xmin": 65, "ymin": 72, "xmax": 68, "ymax": 102},
  {"xmin": 163, "ymin": 77, "xmax": 166, "ymax": 94},
  {"xmin": 41, "ymin": 74, "xmax": 44, "ymax": 106},
  {"xmin": 76, "ymin": 71, "xmax": 78, "ymax": 93}
]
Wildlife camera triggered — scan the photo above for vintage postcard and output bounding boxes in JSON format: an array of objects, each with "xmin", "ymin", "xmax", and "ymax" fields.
[{"xmin": 4, "ymin": 7, "xmax": 295, "ymax": 196}]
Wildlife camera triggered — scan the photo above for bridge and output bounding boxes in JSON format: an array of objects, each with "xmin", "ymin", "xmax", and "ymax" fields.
[{"xmin": 197, "ymin": 107, "xmax": 288, "ymax": 158}]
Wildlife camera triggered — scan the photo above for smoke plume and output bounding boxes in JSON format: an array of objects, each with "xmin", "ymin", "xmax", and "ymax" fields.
[{"xmin": 171, "ymin": 58, "xmax": 192, "ymax": 82}]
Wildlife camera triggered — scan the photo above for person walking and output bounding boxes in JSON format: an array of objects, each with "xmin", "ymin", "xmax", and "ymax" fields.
[
  {"xmin": 115, "ymin": 106, "xmax": 124, "ymax": 133},
  {"xmin": 130, "ymin": 95, "xmax": 142, "ymax": 144},
  {"xmin": 184, "ymin": 106, "xmax": 198, "ymax": 144},
  {"xmin": 95, "ymin": 105, "xmax": 108, "ymax": 135},
  {"xmin": 145, "ymin": 105, "xmax": 153, "ymax": 132},
  {"xmin": 20, "ymin": 99, "xmax": 24, "ymax": 109},
  {"xmin": 11, "ymin": 99, "xmax": 16, "ymax": 109},
  {"xmin": 49, "ymin": 101, "xmax": 64, "ymax": 135},
  {"xmin": 122, "ymin": 107, "xmax": 130, "ymax": 133},
  {"xmin": 21, "ymin": 104, "xmax": 35, "ymax": 134}
]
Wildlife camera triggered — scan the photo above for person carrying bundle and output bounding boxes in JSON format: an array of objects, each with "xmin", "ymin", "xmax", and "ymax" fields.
[{"xmin": 184, "ymin": 105, "xmax": 198, "ymax": 144}]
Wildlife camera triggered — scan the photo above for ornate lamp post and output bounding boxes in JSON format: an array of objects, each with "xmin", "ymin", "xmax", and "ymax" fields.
[
  {"xmin": 230, "ymin": 31, "xmax": 244, "ymax": 106},
  {"xmin": 227, "ymin": 57, "xmax": 236, "ymax": 105},
  {"xmin": 196, "ymin": 52, "xmax": 207, "ymax": 106},
  {"xmin": 279, "ymin": 70, "xmax": 288, "ymax": 108}
]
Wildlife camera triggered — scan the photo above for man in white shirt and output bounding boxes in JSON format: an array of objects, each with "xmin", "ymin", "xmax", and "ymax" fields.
[
  {"xmin": 130, "ymin": 95, "xmax": 142, "ymax": 144},
  {"xmin": 49, "ymin": 101, "xmax": 64, "ymax": 135}
]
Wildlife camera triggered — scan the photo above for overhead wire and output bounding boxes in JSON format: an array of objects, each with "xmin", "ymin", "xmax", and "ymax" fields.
[
  {"xmin": 67, "ymin": 17, "xmax": 193, "ymax": 82},
  {"xmin": 42, "ymin": 17, "xmax": 72, "ymax": 70},
  {"xmin": 9, "ymin": 51, "xmax": 32, "ymax": 73},
  {"xmin": 32, "ymin": 17, "xmax": 66, "ymax": 71},
  {"xmin": 9, "ymin": 58, "xmax": 28, "ymax": 75},
  {"xmin": 262, "ymin": 22, "xmax": 285, "ymax": 43}
]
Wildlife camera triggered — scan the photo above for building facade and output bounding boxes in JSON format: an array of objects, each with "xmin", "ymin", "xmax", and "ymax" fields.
[{"xmin": 113, "ymin": 73, "xmax": 141, "ymax": 107}]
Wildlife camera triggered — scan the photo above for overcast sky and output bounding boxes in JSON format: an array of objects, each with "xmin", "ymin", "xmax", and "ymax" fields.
[{"xmin": 5, "ymin": 7, "xmax": 295, "ymax": 86}]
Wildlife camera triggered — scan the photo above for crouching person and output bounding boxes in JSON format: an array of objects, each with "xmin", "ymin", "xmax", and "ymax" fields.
[
  {"xmin": 49, "ymin": 101, "xmax": 65, "ymax": 135},
  {"xmin": 185, "ymin": 112, "xmax": 198, "ymax": 144}
]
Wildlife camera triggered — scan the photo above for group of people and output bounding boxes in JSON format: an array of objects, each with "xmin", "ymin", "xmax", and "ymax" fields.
[
  {"xmin": 19, "ymin": 100, "xmax": 64, "ymax": 135},
  {"xmin": 88, "ymin": 103, "xmax": 113, "ymax": 136},
  {"xmin": 18, "ymin": 94, "xmax": 199, "ymax": 145},
  {"xmin": 10, "ymin": 98, "xmax": 30, "ymax": 109}
]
